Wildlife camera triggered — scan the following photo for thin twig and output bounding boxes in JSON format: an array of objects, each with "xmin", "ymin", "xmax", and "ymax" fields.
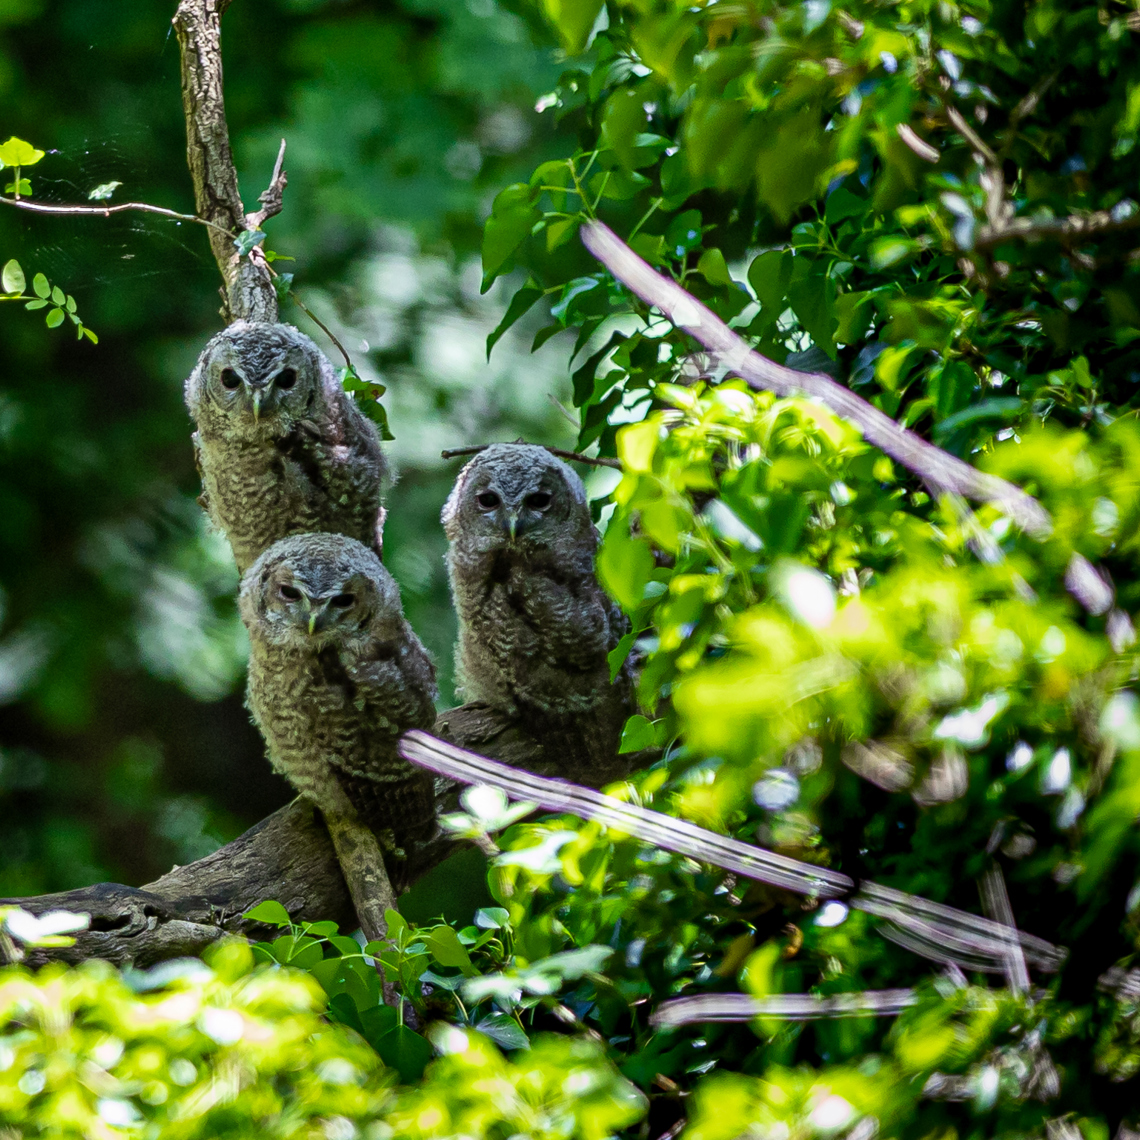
[
  {"xmin": 975, "ymin": 208, "xmax": 1140, "ymax": 252},
  {"xmin": 579, "ymin": 220, "xmax": 1052, "ymax": 537},
  {"xmin": 0, "ymin": 194, "xmax": 229, "ymax": 235},
  {"xmin": 979, "ymin": 865, "xmax": 1030, "ymax": 994},
  {"xmin": 287, "ymin": 290, "xmax": 356, "ymax": 373},
  {"xmin": 441, "ymin": 442, "xmax": 622, "ymax": 469},
  {"xmin": 944, "ymin": 103, "xmax": 998, "ymax": 166}
]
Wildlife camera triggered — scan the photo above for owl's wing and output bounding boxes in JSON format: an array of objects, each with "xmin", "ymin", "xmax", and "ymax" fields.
[
  {"xmin": 508, "ymin": 565, "xmax": 618, "ymax": 672},
  {"xmin": 341, "ymin": 632, "xmax": 438, "ymax": 744},
  {"xmin": 191, "ymin": 432, "xmax": 210, "ymax": 512}
]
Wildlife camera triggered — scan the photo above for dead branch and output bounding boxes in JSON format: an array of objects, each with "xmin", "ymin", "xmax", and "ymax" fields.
[
  {"xmin": 650, "ymin": 989, "xmax": 918, "ymax": 1030},
  {"xmin": 579, "ymin": 220, "xmax": 1053, "ymax": 538},
  {"xmin": 173, "ymin": 0, "xmax": 281, "ymax": 322}
]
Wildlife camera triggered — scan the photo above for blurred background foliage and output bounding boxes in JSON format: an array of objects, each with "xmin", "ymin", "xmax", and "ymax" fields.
[{"xmin": 0, "ymin": 0, "xmax": 580, "ymax": 895}]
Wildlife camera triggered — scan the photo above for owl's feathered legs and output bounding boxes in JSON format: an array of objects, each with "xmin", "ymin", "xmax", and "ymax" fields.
[{"xmin": 307, "ymin": 769, "xmax": 397, "ymax": 945}]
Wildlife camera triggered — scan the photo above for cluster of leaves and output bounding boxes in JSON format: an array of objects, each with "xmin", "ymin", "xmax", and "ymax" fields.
[
  {"xmin": 1, "ymin": 258, "xmax": 96, "ymax": 343},
  {"xmin": 0, "ymin": 917, "xmax": 646, "ymax": 1140},
  {"xmin": 467, "ymin": 0, "xmax": 1140, "ymax": 1133}
]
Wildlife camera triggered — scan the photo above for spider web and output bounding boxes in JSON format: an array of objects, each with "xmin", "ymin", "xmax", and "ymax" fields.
[{"xmin": 2, "ymin": 128, "xmax": 209, "ymax": 294}]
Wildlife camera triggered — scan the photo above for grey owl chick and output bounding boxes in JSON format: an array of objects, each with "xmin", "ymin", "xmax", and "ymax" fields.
[
  {"xmin": 186, "ymin": 321, "xmax": 388, "ymax": 575},
  {"xmin": 240, "ymin": 533, "xmax": 438, "ymax": 861},
  {"xmin": 442, "ymin": 444, "xmax": 633, "ymax": 780}
]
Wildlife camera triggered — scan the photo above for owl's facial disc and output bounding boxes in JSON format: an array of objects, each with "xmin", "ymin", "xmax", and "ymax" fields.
[
  {"xmin": 210, "ymin": 352, "xmax": 307, "ymax": 425},
  {"xmin": 472, "ymin": 481, "xmax": 556, "ymax": 544},
  {"xmin": 268, "ymin": 567, "xmax": 373, "ymax": 639}
]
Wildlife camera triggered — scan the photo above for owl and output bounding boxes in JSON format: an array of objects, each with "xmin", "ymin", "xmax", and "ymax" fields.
[
  {"xmin": 185, "ymin": 321, "xmax": 389, "ymax": 575},
  {"xmin": 239, "ymin": 533, "xmax": 438, "ymax": 868},
  {"xmin": 441, "ymin": 444, "xmax": 633, "ymax": 783}
]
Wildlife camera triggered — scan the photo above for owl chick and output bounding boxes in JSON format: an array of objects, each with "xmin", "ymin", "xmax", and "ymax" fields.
[
  {"xmin": 240, "ymin": 533, "xmax": 437, "ymax": 929},
  {"xmin": 442, "ymin": 444, "xmax": 633, "ymax": 782},
  {"xmin": 186, "ymin": 321, "xmax": 388, "ymax": 575}
]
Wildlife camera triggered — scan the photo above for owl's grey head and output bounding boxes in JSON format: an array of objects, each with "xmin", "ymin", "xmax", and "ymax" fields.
[
  {"xmin": 240, "ymin": 533, "xmax": 402, "ymax": 650},
  {"xmin": 442, "ymin": 444, "xmax": 593, "ymax": 554},
  {"xmin": 186, "ymin": 321, "xmax": 328, "ymax": 435}
]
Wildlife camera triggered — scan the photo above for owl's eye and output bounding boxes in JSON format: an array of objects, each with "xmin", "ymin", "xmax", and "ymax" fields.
[
  {"xmin": 525, "ymin": 491, "xmax": 552, "ymax": 510},
  {"xmin": 330, "ymin": 593, "xmax": 355, "ymax": 608},
  {"xmin": 275, "ymin": 368, "xmax": 297, "ymax": 390},
  {"xmin": 476, "ymin": 491, "xmax": 501, "ymax": 510},
  {"xmin": 220, "ymin": 368, "xmax": 241, "ymax": 390},
  {"xmin": 279, "ymin": 584, "xmax": 302, "ymax": 601}
]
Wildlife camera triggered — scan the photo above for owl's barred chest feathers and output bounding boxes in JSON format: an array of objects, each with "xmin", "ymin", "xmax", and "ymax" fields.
[
  {"xmin": 197, "ymin": 424, "xmax": 381, "ymax": 570},
  {"xmin": 248, "ymin": 637, "xmax": 431, "ymax": 782}
]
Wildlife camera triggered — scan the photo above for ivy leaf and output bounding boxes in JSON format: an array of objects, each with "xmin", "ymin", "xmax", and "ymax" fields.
[
  {"xmin": 376, "ymin": 1025, "xmax": 432, "ymax": 1083},
  {"xmin": 233, "ymin": 229, "xmax": 266, "ymax": 257},
  {"xmin": 87, "ymin": 181, "xmax": 122, "ymax": 201},
  {"xmin": 475, "ymin": 1012, "xmax": 530, "ymax": 1051}
]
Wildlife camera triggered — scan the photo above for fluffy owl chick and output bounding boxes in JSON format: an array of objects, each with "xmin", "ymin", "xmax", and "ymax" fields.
[
  {"xmin": 240, "ymin": 533, "xmax": 437, "ymax": 933},
  {"xmin": 186, "ymin": 321, "xmax": 388, "ymax": 575},
  {"xmin": 442, "ymin": 444, "xmax": 632, "ymax": 781}
]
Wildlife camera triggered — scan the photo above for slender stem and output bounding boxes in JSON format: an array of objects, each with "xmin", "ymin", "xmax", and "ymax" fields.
[
  {"xmin": 287, "ymin": 290, "xmax": 356, "ymax": 373},
  {"xmin": 441, "ymin": 443, "xmax": 621, "ymax": 469},
  {"xmin": 0, "ymin": 194, "xmax": 230, "ymax": 236}
]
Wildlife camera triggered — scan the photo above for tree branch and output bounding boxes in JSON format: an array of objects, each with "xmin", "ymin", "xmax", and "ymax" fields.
[
  {"xmin": 172, "ymin": 0, "xmax": 279, "ymax": 322},
  {"xmin": 579, "ymin": 220, "xmax": 1053, "ymax": 538},
  {"xmin": 0, "ymin": 704, "xmax": 616, "ymax": 967},
  {"xmin": 0, "ymin": 195, "xmax": 228, "ymax": 234}
]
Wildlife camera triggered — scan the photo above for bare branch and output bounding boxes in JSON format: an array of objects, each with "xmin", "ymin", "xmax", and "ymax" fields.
[
  {"xmin": 441, "ymin": 443, "xmax": 622, "ymax": 469},
  {"xmin": 896, "ymin": 123, "xmax": 939, "ymax": 163},
  {"xmin": 247, "ymin": 138, "xmax": 288, "ymax": 230},
  {"xmin": 0, "ymin": 195, "xmax": 228, "ymax": 234},
  {"xmin": 650, "ymin": 989, "xmax": 918, "ymax": 1030},
  {"xmin": 979, "ymin": 865, "xmax": 1030, "ymax": 994},
  {"xmin": 173, "ymin": 0, "xmax": 277, "ymax": 322},
  {"xmin": 399, "ymin": 731, "xmax": 1066, "ymax": 974},
  {"xmin": 579, "ymin": 221, "xmax": 1053, "ymax": 538},
  {"xmin": 944, "ymin": 103, "xmax": 998, "ymax": 166}
]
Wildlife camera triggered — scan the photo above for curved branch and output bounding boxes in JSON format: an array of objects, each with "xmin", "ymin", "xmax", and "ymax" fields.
[
  {"xmin": 0, "ymin": 195, "xmax": 228, "ymax": 235},
  {"xmin": 579, "ymin": 220, "xmax": 1053, "ymax": 538}
]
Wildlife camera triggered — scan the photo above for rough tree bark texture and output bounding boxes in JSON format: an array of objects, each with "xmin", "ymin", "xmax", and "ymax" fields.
[{"xmin": 173, "ymin": 0, "xmax": 280, "ymax": 322}]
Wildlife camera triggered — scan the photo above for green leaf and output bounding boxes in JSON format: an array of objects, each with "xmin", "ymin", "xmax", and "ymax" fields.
[
  {"xmin": 474, "ymin": 907, "xmax": 510, "ymax": 930},
  {"xmin": 475, "ymin": 1012, "xmax": 530, "ymax": 1050},
  {"xmin": 233, "ymin": 229, "xmax": 266, "ymax": 256},
  {"xmin": 1, "ymin": 259, "xmax": 24, "ymax": 294},
  {"xmin": 619, "ymin": 714, "xmax": 656, "ymax": 754},
  {"xmin": 376, "ymin": 1025, "xmax": 432, "ymax": 1083},
  {"xmin": 608, "ymin": 629, "xmax": 637, "ymax": 681},
  {"xmin": 598, "ymin": 521, "xmax": 654, "ymax": 612},
  {"xmin": 787, "ymin": 260, "xmax": 837, "ymax": 358},
  {"xmin": 487, "ymin": 283, "xmax": 542, "ymax": 359},
  {"xmin": 5, "ymin": 178, "xmax": 31, "ymax": 196},
  {"xmin": 243, "ymin": 900, "xmax": 293, "ymax": 927},
  {"xmin": 24, "ymin": 298, "xmax": 47, "ymax": 311},
  {"xmin": 45, "ymin": 307, "xmax": 64, "ymax": 328},
  {"xmin": 602, "ymin": 88, "xmax": 647, "ymax": 170},
  {"xmin": 0, "ymin": 137, "xmax": 45, "ymax": 167},
  {"xmin": 50, "ymin": 285, "xmax": 64, "ymax": 306},
  {"xmin": 65, "ymin": 295, "xmax": 77, "ymax": 314},
  {"xmin": 747, "ymin": 250, "xmax": 792, "ymax": 322},
  {"xmin": 870, "ymin": 236, "xmax": 921, "ymax": 268},
  {"xmin": 697, "ymin": 247, "xmax": 731, "ymax": 288},
  {"xmin": 423, "ymin": 924, "xmax": 476, "ymax": 975},
  {"xmin": 481, "ymin": 183, "xmax": 540, "ymax": 291},
  {"xmin": 32, "ymin": 273, "xmax": 50, "ymax": 299},
  {"xmin": 82, "ymin": 326, "xmax": 99, "ymax": 344},
  {"xmin": 87, "ymin": 180, "xmax": 122, "ymax": 201},
  {"xmin": 539, "ymin": 0, "xmax": 604, "ymax": 53}
]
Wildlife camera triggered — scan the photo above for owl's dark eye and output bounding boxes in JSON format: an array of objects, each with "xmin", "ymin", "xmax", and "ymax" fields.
[
  {"xmin": 275, "ymin": 368, "xmax": 297, "ymax": 390},
  {"xmin": 220, "ymin": 368, "xmax": 241, "ymax": 390},
  {"xmin": 476, "ymin": 491, "xmax": 501, "ymax": 510},
  {"xmin": 330, "ymin": 593, "xmax": 355, "ymax": 608},
  {"xmin": 525, "ymin": 491, "xmax": 552, "ymax": 510},
  {"xmin": 279, "ymin": 584, "xmax": 302, "ymax": 601}
]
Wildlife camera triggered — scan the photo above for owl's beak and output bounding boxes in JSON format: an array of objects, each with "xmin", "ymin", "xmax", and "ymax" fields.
[
  {"xmin": 251, "ymin": 389, "xmax": 262, "ymax": 422},
  {"xmin": 307, "ymin": 611, "xmax": 319, "ymax": 635},
  {"xmin": 506, "ymin": 510, "xmax": 519, "ymax": 542}
]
